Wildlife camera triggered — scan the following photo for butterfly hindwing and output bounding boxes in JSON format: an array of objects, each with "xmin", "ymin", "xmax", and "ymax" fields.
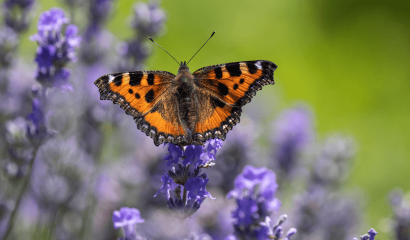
[
  {"xmin": 95, "ymin": 71, "xmax": 187, "ymax": 146},
  {"xmin": 192, "ymin": 60, "xmax": 277, "ymax": 142}
]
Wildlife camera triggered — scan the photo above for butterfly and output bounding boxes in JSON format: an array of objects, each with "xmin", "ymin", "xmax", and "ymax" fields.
[{"xmin": 94, "ymin": 32, "xmax": 277, "ymax": 147}]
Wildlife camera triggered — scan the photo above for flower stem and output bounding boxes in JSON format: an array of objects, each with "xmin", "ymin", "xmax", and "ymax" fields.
[
  {"xmin": 183, "ymin": 187, "xmax": 188, "ymax": 205},
  {"xmin": 3, "ymin": 146, "xmax": 39, "ymax": 240}
]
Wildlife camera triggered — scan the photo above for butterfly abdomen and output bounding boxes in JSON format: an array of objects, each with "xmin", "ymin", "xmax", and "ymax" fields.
[{"xmin": 176, "ymin": 77, "xmax": 197, "ymax": 129}]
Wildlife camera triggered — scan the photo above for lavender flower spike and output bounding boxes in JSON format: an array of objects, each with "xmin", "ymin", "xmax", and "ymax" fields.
[
  {"xmin": 353, "ymin": 228, "xmax": 378, "ymax": 240},
  {"xmin": 155, "ymin": 140, "xmax": 221, "ymax": 219},
  {"xmin": 112, "ymin": 207, "xmax": 144, "ymax": 239},
  {"xmin": 227, "ymin": 165, "xmax": 285, "ymax": 239},
  {"xmin": 30, "ymin": 7, "xmax": 81, "ymax": 90}
]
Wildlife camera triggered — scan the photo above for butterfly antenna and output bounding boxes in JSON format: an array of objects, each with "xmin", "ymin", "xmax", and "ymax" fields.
[
  {"xmin": 187, "ymin": 31, "xmax": 215, "ymax": 65},
  {"xmin": 149, "ymin": 37, "xmax": 180, "ymax": 65}
]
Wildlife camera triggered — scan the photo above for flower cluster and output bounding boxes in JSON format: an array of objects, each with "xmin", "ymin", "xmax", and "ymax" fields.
[
  {"xmin": 30, "ymin": 8, "xmax": 80, "ymax": 90},
  {"xmin": 3, "ymin": 0, "xmax": 35, "ymax": 33},
  {"xmin": 154, "ymin": 140, "xmax": 222, "ymax": 219},
  {"xmin": 81, "ymin": 0, "xmax": 114, "ymax": 64},
  {"xmin": 271, "ymin": 106, "xmax": 313, "ymax": 179},
  {"xmin": 353, "ymin": 228, "xmax": 378, "ymax": 240},
  {"xmin": 226, "ymin": 165, "xmax": 292, "ymax": 239}
]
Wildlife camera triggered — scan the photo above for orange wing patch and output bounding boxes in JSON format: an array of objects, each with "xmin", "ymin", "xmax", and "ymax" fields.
[{"xmin": 107, "ymin": 72, "xmax": 171, "ymax": 115}]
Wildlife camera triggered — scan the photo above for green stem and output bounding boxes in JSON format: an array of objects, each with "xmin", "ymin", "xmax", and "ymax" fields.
[
  {"xmin": 182, "ymin": 187, "xmax": 188, "ymax": 206},
  {"xmin": 3, "ymin": 146, "xmax": 39, "ymax": 240},
  {"xmin": 79, "ymin": 122, "xmax": 111, "ymax": 240}
]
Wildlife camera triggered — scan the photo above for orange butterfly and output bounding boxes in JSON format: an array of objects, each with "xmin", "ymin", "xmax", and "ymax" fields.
[{"xmin": 95, "ymin": 32, "xmax": 277, "ymax": 146}]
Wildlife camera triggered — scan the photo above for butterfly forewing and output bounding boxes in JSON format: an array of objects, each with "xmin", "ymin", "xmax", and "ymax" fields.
[
  {"xmin": 191, "ymin": 60, "xmax": 277, "ymax": 142},
  {"xmin": 95, "ymin": 70, "xmax": 188, "ymax": 146}
]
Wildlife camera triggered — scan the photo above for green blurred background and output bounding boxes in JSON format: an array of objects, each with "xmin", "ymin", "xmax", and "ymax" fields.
[{"xmin": 18, "ymin": 0, "xmax": 410, "ymax": 238}]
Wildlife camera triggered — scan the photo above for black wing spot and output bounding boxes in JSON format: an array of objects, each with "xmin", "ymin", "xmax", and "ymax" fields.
[
  {"xmin": 211, "ymin": 96, "xmax": 226, "ymax": 108},
  {"xmin": 246, "ymin": 61, "xmax": 258, "ymax": 74},
  {"xmin": 218, "ymin": 82, "xmax": 229, "ymax": 96},
  {"xmin": 129, "ymin": 73, "xmax": 143, "ymax": 86},
  {"xmin": 135, "ymin": 93, "xmax": 140, "ymax": 99},
  {"xmin": 100, "ymin": 75, "xmax": 109, "ymax": 83},
  {"xmin": 145, "ymin": 89, "xmax": 154, "ymax": 103},
  {"xmin": 113, "ymin": 76, "xmax": 122, "ymax": 86},
  {"xmin": 239, "ymin": 78, "xmax": 244, "ymax": 84},
  {"xmin": 147, "ymin": 73, "xmax": 155, "ymax": 85},
  {"xmin": 128, "ymin": 89, "xmax": 134, "ymax": 94},
  {"xmin": 214, "ymin": 67, "xmax": 223, "ymax": 79},
  {"xmin": 233, "ymin": 84, "xmax": 239, "ymax": 90},
  {"xmin": 226, "ymin": 63, "xmax": 242, "ymax": 77}
]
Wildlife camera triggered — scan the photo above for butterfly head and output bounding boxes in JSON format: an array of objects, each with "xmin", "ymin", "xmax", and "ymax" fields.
[{"xmin": 178, "ymin": 61, "xmax": 190, "ymax": 73}]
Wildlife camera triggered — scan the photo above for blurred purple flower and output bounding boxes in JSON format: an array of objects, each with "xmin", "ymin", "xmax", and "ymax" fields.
[
  {"xmin": 112, "ymin": 207, "xmax": 144, "ymax": 239},
  {"xmin": 130, "ymin": 0, "xmax": 166, "ymax": 36},
  {"xmin": 27, "ymin": 98, "xmax": 50, "ymax": 141},
  {"xmin": 30, "ymin": 8, "xmax": 80, "ymax": 89},
  {"xmin": 227, "ymin": 165, "xmax": 282, "ymax": 239},
  {"xmin": 389, "ymin": 189, "xmax": 410, "ymax": 240},
  {"xmin": 36, "ymin": 8, "xmax": 68, "ymax": 32},
  {"xmin": 0, "ymin": 27, "xmax": 19, "ymax": 69},
  {"xmin": 116, "ymin": 0, "xmax": 166, "ymax": 72},
  {"xmin": 81, "ymin": 0, "xmax": 114, "ymax": 64},
  {"xmin": 4, "ymin": 117, "xmax": 33, "ymax": 178},
  {"xmin": 3, "ymin": 0, "xmax": 35, "ymax": 33},
  {"xmin": 228, "ymin": 165, "xmax": 280, "ymax": 212},
  {"xmin": 271, "ymin": 106, "xmax": 313, "ymax": 176},
  {"xmin": 312, "ymin": 135, "xmax": 355, "ymax": 187}
]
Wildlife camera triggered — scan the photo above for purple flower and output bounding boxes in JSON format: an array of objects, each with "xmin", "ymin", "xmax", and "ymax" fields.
[
  {"xmin": 225, "ymin": 215, "xmax": 297, "ymax": 240},
  {"xmin": 3, "ymin": 0, "xmax": 35, "ymax": 33},
  {"xmin": 183, "ymin": 145, "xmax": 204, "ymax": 166},
  {"xmin": 112, "ymin": 207, "xmax": 144, "ymax": 238},
  {"xmin": 227, "ymin": 165, "xmax": 282, "ymax": 238},
  {"xmin": 185, "ymin": 177, "xmax": 213, "ymax": 201},
  {"xmin": 353, "ymin": 228, "xmax": 378, "ymax": 240},
  {"xmin": 89, "ymin": 0, "xmax": 114, "ymax": 25},
  {"xmin": 30, "ymin": 8, "xmax": 80, "ymax": 89},
  {"xmin": 0, "ymin": 27, "xmax": 19, "ymax": 68},
  {"xmin": 389, "ymin": 189, "xmax": 410, "ymax": 240},
  {"xmin": 37, "ymin": 8, "xmax": 68, "ymax": 32},
  {"xmin": 155, "ymin": 140, "xmax": 221, "ymax": 219},
  {"xmin": 271, "ymin": 106, "xmax": 313, "ymax": 176},
  {"xmin": 116, "ymin": 0, "xmax": 166, "ymax": 72},
  {"xmin": 164, "ymin": 143, "xmax": 183, "ymax": 167},
  {"xmin": 202, "ymin": 139, "xmax": 223, "ymax": 162},
  {"xmin": 27, "ymin": 98, "xmax": 50, "ymax": 141},
  {"xmin": 312, "ymin": 135, "xmax": 355, "ymax": 187},
  {"xmin": 228, "ymin": 165, "xmax": 280, "ymax": 212},
  {"xmin": 130, "ymin": 0, "xmax": 166, "ymax": 36}
]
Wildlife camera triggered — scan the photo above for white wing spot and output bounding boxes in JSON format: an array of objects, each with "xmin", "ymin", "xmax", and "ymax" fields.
[
  {"xmin": 108, "ymin": 75, "xmax": 115, "ymax": 83},
  {"xmin": 255, "ymin": 61, "xmax": 262, "ymax": 69}
]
